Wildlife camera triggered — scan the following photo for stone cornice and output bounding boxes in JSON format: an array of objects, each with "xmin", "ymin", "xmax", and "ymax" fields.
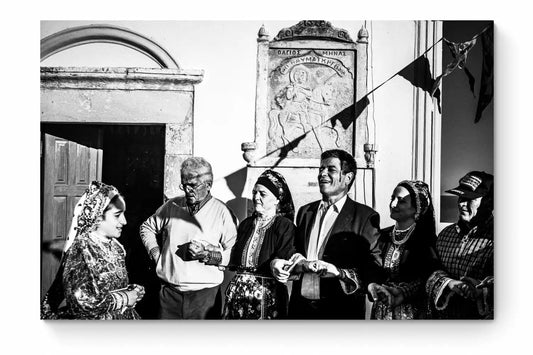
[{"xmin": 40, "ymin": 67, "xmax": 204, "ymax": 91}]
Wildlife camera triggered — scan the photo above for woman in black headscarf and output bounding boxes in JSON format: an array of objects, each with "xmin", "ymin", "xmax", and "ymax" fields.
[
  {"xmin": 367, "ymin": 180, "xmax": 440, "ymax": 319},
  {"xmin": 223, "ymin": 169, "xmax": 296, "ymax": 319}
]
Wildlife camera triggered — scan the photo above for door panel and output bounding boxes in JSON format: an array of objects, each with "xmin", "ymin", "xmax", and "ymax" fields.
[{"xmin": 41, "ymin": 131, "xmax": 102, "ymax": 298}]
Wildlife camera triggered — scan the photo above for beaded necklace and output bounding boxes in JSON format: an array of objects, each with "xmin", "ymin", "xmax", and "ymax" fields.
[
  {"xmin": 389, "ymin": 223, "xmax": 416, "ymax": 265},
  {"xmin": 392, "ymin": 223, "xmax": 416, "ymax": 245}
]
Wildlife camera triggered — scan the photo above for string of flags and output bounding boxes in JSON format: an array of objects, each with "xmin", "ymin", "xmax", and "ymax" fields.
[
  {"xmin": 263, "ymin": 23, "xmax": 494, "ymax": 165},
  {"xmin": 432, "ymin": 24, "xmax": 493, "ymax": 123},
  {"xmin": 370, "ymin": 23, "xmax": 493, "ymax": 122}
]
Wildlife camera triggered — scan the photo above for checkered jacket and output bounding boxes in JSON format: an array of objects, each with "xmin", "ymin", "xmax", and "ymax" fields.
[{"xmin": 426, "ymin": 217, "xmax": 494, "ymax": 319}]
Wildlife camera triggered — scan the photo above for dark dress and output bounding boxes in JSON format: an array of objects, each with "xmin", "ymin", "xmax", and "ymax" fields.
[
  {"xmin": 371, "ymin": 226, "xmax": 439, "ymax": 319},
  {"xmin": 223, "ymin": 215, "xmax": 295, "ymax": 319}
]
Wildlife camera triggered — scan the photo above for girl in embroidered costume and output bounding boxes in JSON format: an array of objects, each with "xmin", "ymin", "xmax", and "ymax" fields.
[
  {"xmin": 223, "ymin": 170, "xmax": 296, "ymax": 319},
  {"xmin": 41, "ymin": 181, "xmax": 145, "ymax": 319},
  {"xmin": 367, "ymin": 180, "xmax": 439, "ymax": 319}
]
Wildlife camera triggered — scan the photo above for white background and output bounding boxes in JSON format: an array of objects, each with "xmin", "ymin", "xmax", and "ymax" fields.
[{"xmin": 1, "ymin": 0, "xmax": 530, "ymax": 354}]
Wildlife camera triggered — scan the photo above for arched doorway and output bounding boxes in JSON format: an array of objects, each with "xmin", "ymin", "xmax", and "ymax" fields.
[{"xmin": 40, "ymin": 25, "xmax": 203, "ymax": 318}]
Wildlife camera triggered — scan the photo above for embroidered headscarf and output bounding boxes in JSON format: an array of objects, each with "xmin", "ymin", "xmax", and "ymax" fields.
[
  {"xmin": 397, "ymin": 180, "xmax": 431, "ymax": 221},
  {"xmin": 396, "ymin": 179, "xmax": 437, "ymax": 247},
  {"xmin": 255, "ymin": 169, "xmax": 295, "ymax": 222},
  {"xmin": 63, "ymin": 181, "xmax": 120, "ymax": 253}
]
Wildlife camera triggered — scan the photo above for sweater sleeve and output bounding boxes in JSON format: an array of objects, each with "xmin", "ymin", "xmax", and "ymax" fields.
[
  {"xmin": 139, "ymin": 203, "xmax": 170, "ymax": 261},
  {"xmin": 218, "ymin": 205, "xmax": 238, "ymax": 266}
]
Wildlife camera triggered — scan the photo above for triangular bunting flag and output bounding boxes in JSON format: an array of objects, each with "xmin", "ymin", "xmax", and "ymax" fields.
[
  {"xmin": 398, "ymin": 55, "xmax": 441, "ymax": 112},
  {"xmin": 431, "ymin": 37, "xmax": 477, "ymax": 96},
  {"xmin": 475, "ymin": 25, "xmax": 494, "ymax": 123}
]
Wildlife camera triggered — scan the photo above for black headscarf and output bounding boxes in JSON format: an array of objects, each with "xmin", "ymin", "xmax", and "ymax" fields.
[
  {"xmin": 255, "ymin": 169, "xmax": 295, "ymax": 222},
  {"xmin": 397, "ymin": 180, "xmax": 437, "ymax": 247}
]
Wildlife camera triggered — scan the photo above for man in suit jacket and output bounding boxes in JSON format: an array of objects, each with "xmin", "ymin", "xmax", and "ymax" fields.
[{"xmin": 271, "ymin": 149, "xmax": 381, "ymax": 319}]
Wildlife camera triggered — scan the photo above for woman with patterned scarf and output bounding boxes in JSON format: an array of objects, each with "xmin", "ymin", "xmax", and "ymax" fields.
[
  {"xmin": 41, "ymin": 181, "xmax": 145, "ymax": 319},
  {"xmin": 367, "ymin": 180, "xmax": 440, "ymax": 319},
  {"xmin": 223, "ymin": 170, "xmax": 296, "ymax": 319}
]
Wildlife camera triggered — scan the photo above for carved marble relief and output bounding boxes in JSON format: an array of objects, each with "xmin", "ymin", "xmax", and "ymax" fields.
[{"xmin": 267, "ymin": 49, "xmax": 355, "ymax": 158}]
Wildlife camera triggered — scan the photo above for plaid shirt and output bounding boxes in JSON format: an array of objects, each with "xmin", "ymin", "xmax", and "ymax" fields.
[{"xmin": 426, "ymin": 217, "xmax": 494, "ymax": 319}]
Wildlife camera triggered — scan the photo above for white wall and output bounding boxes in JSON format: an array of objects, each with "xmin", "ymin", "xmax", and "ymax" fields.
[
  {"xmin": 365, "ymin": 21, "xmax": 417, "ymax": 227},
  {"xmin": 41, "ymin": 20, "xmax": 422, "ymax": 227}
]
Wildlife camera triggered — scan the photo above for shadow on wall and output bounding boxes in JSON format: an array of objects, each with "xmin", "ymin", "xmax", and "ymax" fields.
[{"xmin": 224, "ymin": 166, "xmax": 253, "ymax": 224}]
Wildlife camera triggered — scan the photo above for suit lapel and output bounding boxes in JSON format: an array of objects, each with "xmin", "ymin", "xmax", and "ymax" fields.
[
  {"xmin": 316, "ymin": 197, "xmax": 355, "ymax": 259},
  {"xmin": 302, "ymin": 201, "xmax": 320, "ymax": 255},
  {"xmin": 329, "ymin": 197, "xmax": 356, "ymax": 238}
]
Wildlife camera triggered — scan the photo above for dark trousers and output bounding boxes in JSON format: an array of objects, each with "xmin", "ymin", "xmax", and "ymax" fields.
[
  {"xmin": 288, "ymin": 291, "xmax": 366, "ymax": 319},
  {"xmin": 159, "ymin": 284, "xmax": 222, "ymax": 319}
]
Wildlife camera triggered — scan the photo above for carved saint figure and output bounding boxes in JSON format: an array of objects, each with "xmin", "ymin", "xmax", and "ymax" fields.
[{"xmin": 269, "ymin": 65, "xmax": 319, "ymax": 152}]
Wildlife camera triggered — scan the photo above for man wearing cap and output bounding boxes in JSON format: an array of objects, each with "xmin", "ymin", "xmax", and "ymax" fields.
[{"xmin": 426, "ymin": 171, "xmax": 494, "ymax": 319}]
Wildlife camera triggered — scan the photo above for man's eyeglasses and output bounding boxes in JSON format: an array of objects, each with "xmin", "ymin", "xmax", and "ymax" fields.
[{"xmin": 179, "ymin": 182, "xmax": 206, "ymax": 192}]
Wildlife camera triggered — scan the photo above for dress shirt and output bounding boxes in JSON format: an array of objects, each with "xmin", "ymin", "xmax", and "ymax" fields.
[{"xmin": 301, "ymin": 194, "xmax": 347, "ymax": 299}]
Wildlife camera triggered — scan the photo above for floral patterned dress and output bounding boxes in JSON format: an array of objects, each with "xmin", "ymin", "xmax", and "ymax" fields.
[
  {"xmin": 223, "ymin": 216, "xmax": 295, "ymax": 319},
  {"xmin": 61, "ymin": 232, "xmax": 140, "ymax": 320}
]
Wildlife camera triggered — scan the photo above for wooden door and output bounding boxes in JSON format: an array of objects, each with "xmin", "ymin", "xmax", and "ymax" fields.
[{"xmin": 41, "ymin": 130, "xmax": 102, "ymax": 297}]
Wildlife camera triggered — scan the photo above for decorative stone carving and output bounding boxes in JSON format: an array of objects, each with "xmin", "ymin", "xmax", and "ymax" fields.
[
  {"xmin": 243, "ymin": 21, "xmax": 372, "ymax": 214},
  {"xmin": 257, "ymin": 24, "xmax": 269, "ymax": 42},
  {"xmin": 241, "ymin": 142, "xmax": 257, "ymax": 165},
  {"xmin": 248, "ymin": 21, "xmax": 369, "ymax": 167},
  {"xmin": 364, "ymin": 143, "xmax": 377, "ymax": 168},
  {"xmin": 273, "ymin": 20, "xmax": 354, "ymax": 43},
  {"xmin": 357, "ymin": 27, "xmax": 369, "ymax": 44},
  {"xmin": 266, "ymin": 48, "xmax": 355, "ymax": 159}
]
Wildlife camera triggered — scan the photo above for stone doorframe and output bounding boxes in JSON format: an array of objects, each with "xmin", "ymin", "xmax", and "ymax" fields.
[{"xmin": 41, "ymin": 24, "xmax": 203, "ymax": 198}]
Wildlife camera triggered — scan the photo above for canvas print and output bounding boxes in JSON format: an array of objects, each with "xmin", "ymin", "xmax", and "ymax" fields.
[{"xmin": 40, "ymin": 20, "xmax": 493, "ymax": 320}]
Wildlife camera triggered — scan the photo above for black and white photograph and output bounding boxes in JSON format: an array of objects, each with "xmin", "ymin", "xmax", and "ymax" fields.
[
  {"xmin": 39, "ymin": 19, "xmax": 494, "ymax": 321},
  {"xmin": 1, "ymin": 0, "xmax": 530, "ymax": 354}
]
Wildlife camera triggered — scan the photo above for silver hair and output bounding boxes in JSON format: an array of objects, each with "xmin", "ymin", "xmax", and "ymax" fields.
[{"xmin": 180, "ymin": 156, "xmax": 213, "ymax": 183}]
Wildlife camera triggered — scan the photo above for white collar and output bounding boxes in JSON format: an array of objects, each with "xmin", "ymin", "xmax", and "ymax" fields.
[{"xmin": 319, "ymin": 194, "xmax": 347, "ymax": 214}]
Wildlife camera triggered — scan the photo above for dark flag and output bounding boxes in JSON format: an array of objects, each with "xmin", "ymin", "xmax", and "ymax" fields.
[
  {"xmin": 272, "ymin": 133, "xmax": 307, "ymax": 167},
  {"xmin": 330, "ymin": 96, "xmax": 370, "ymax": 130},
  {"xmin": 398, "ymin": 55, "xmax": 441, "ymax": 113},
  {"xmin": 475, "ymin": 25, "xmax": 494, "ymax": 123},
  {"xmin": 431, "ymin": 38, "xmax": 478, "ymax": 97}
]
